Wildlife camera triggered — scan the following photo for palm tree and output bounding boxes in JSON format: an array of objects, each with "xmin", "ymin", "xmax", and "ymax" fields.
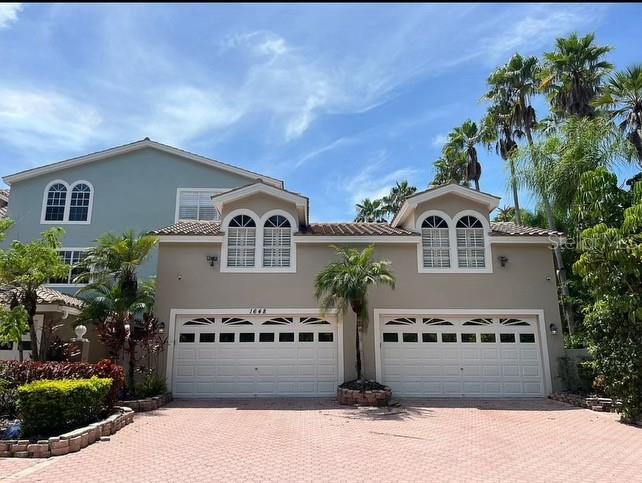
[
  {"xmin": 594, "ymin": 64, "xmax": 642, "ymax": 164},
  {"xmin": 493, "ymin": 206, "xmax": 516, "ymax": 223},
  {"xmin": 383, "ymin": 181, "xmax": 417, "ymax": 216},
  {"xmin": 431, "ymin": 151, "xmax": 469, "ymax": 187},
  {"xmin": 76, "ymin": 230, "xmax": 158, "ymax": 301},
  {"xmin": 354, "ymin": 198, "xmax": 387, "ymax": 222},
  {"xmin": 541, "ymin": 32, "xmax": 613, "ymax": 118},
  {"xmin": 314, "ymin": 245, "xmax": 395, "ymax": 383},
  {"xmin": 444, "ymin": 120, "xmax": 487, "ymax": 190}
]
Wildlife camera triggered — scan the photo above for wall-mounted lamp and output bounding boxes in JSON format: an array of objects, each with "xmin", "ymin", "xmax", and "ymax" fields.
[
  {"xmin": 549, "ymin": 323, "xmax": 559, "ymax": 335},
  {"xmin": 206, "ymin": 255, "xmax": 218, "ymax": 267},
  {"xmin": 497, "ymin": 255, "xmax": 509, "ymax": 267},
  {"xmin": 158, "ymin": 322, "xmax": 166, "ymax": 334}
]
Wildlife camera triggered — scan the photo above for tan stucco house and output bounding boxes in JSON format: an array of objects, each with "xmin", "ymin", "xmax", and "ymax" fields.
[{"xmin": 153, "ymin": 180, "xmax": 565, "ymax": 399}]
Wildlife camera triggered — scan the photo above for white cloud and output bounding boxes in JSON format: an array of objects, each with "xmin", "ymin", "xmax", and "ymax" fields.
[
  {"xmin": 0, "ymin": 3, "xmax": 22, "ymax": 29},
  {"xmin": 340, "ymin": 151, "xmax": 419, "ymax": 208},
  {"xmin": 0, "ymin": 87, "xmax": 102, "ymax": 152},
  {"xmin": 431, "ymin": 133, "xmax": 448, "ymax": 148}
]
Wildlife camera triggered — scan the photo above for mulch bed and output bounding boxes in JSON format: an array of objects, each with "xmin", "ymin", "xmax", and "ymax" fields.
[{"xmin": 339, "ymin": 380, "xmax": 388, "ymax": 392}]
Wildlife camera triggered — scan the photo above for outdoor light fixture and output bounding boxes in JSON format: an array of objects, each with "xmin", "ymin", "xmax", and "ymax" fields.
[
  {"xmin": 72, "ymin": 324, "xmax": 88, "ymax": 342},
  {"xmin": 158, "ymin": 322, "xmax": 166, "ymax": 334},
  {"xmin": 497, "ymin": 255, "xmax": 509, "ymax": 267},
  {"xmin": 549, "ymin": 323, "xmax": 559, "ymax": 335},
  {"xmin": 206, "ymin": 255, "xmax": 218, "ymax": 267}
]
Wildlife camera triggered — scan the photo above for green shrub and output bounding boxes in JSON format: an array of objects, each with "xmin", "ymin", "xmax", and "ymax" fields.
[
  {"xmin": 137, "ymin": 374, "xmax": 167, "ymax": 398},
  {"xmin": 0, "ymin": 378, "xmax": 17, "ymax": 418},
  {"xmin": 18, "ymin": 377, "xmax": 112, "ymax": 437}
]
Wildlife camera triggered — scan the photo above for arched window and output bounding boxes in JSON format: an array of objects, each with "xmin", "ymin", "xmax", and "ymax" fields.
[
  {"xmin": 421, "ymin": 215, "xmax": 450, "ymax": 268},
  {"xmin": 44, "ymin": 183, "xmax": 67, "ymax": 221},
  {"xmin": 263, "ymin": 215, "xmax": 291, "ymax": 267},
  {"xmin": 227, "ymin": 215, "xmax": 256, "ymax": 267},
  {"xmin": 69, "ymin": 183, "xmax": 91, "ymax": 221},
  {"xmin": 456, "ymin": 215, "xmax": 486, "ymax": 268}
]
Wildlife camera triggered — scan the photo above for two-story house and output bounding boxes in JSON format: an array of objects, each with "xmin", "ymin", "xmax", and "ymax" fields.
[
  {"xmin": 0, "ymin": 138, "xmax": 282, "ymax": 360},
  {"xmin": 152, "ymin": 181, "xmax": 565, "ymax": 399}
]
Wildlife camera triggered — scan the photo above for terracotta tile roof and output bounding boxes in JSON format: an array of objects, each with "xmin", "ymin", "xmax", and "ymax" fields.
[
  {"xmin": 0, "ymin": 189, "xmax": 8, "ymax": 203},
  {"xmin": 152, "ymin": 220, "xmax": 561, "ymax": 238},
  {"xmin": 152, "ymin": 221, "xmax": 222, "ymax": 236},
  {"xmin": 299, "ymin": 223, "xmax": 417, "ymax": 236},
  {"xmin": 490, "ymin": 222, "xmax": 563, "ymax": 237},
  {"xmin": 0, "ymin": 206, "xmax": 6, "ymax": 219},
  {"xmin": 0, "ymin": 286, "xmax": 83, "ymax": 310}
]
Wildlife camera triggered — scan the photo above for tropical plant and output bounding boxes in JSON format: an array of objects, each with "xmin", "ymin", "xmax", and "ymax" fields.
[
  {"xmin": 443, "ymin": 120, "xmax": 487, "ymax": 190},
  {"xmin": 493, "ymin": 206, "xmax": 515, "ymax": 223},
  {"xmin": 382, "ymin": 181, "xmax": 417, "ymax": 217},
  {"xmin": 541, "ymin": 32, "xmax": 614, "ymax": 118},
  {"xmin": 354, "ymin": 198, "xmax": 387, "ymax": 223},
  {"xmin": 573, "ymin": 177, "xmax": 642, "ymax": 420},
  {"xmin": 0, "ymin": 306, "xmax": 28, "ymax": 360},
  {"xmin": 314, "ymin": 245, "xmax": 395, "ymax": 383},
  {"xmin": 75, "ymin": 230, "xmax": 159, "ymax": 300},
  {"xmin": 594, "ymin": 64, "xmax": 642, "ymax": 163},
  {"xmin": 431, "ymin": 151, "xmax": 469, "ymax": 187},
  {"xmin": 0, "ymin": 228, "xmax": 69, "ymax": 360}
]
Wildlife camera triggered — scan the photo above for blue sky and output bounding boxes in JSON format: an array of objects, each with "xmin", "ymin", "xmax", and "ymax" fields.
[{"xmin": 1, "ymin": 3, "xmax": 641, "ymax": 222}]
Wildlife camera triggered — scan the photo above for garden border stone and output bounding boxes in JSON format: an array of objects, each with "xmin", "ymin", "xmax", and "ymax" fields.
[
  {"xmin": 337, "ymin": 386, "xmax": 392, "ymax": 407},
  {"xmin": 549, "ymin": 392, "xmax": 615, "ymax": 412},
  {"xmin": 0, "ymin": 406, "xmax": 134, "ymax": 458},
  {"xmin": 118, "ymin": 392, "xmax": 172, "ymax": 412}
]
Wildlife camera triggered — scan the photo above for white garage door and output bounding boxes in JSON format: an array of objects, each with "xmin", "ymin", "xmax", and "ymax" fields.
[
  {"xmin": 173, "ymin": 314, "xmax": 339, "ymax": 397},
  {"xmin": 380, "ymin": 315, "xmax": 545, "ymax": 397}
]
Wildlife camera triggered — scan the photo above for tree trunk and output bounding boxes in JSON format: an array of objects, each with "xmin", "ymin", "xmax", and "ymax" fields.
[
  {"xmin": 509, "ymin": 158, "xmax": 522, "ymax": 224},
  {"xmin": 524, "ymin": 124, "xmax": 575, "ymax": 335},
  {"xmin": 9, "ymin": 295, "xmax": 24, "ymax": 362},
  {"xmin": 474, "ymin": 179, "xmax": 480, "ymax": 191},
  {"xmin": 18, "ymin": 342, "xmax": 23, "ymax": 362},
  {"xmin": 127, "ymin": 338, "xmax": 137, "ymax": 396},
  {"xmin": 628, "ymin": 129, "xmax": 642, "ymax": 166},
  {"xmin": 23, "ymin": 290, "xmax": 40, "ymax": 361}
]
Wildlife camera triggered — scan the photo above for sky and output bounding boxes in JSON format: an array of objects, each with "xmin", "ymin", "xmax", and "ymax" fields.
[{"xmin": 0, "ymin": 3, "xmax": 641, "ymax": 222}]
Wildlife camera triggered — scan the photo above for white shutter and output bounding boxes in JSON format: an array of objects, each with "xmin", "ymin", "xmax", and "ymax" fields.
[
  {"xmin": 422, "ymin": 227, "xmax": 450, "ymax": 268},
  {"xmin": 178, "ymin": 191, "xmax": 220, "ymax": 221}
]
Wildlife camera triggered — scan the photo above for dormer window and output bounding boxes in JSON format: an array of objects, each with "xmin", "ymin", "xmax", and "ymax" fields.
[
  {"xmin": 263, "ymin": 215, "xmax": 291, "ymax": 268},
  {"xmin": 227, "ymin": 215, "xmax": 256, "ymax": 267},
  {"xmin": 456, "ymin": 215, "xmax": 485, "ymax": 268},
  {"xmin": 421, "ymin": 215, "xmax": 450, "ymax": 268}
]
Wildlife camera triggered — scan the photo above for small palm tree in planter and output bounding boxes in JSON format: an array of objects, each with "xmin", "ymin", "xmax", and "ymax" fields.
[{"xmin": 314, "ymin": 245, "xmax": 395, "ymax": 405}]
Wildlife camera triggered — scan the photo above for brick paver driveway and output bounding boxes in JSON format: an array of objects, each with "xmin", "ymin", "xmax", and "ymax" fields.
[{"xmin": 2, "ymin": 398, "xmax": 641, "ymax": 482}]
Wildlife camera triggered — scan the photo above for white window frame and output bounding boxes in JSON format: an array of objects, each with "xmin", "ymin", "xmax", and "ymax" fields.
[
  {"xmin": 46, "ymin": 247, "xmax": 90, "ymax": 288},
  {"xmin": 416, "ymin": 209, "xmax": 492, "ymax": 274},
  {"xmin": 220, "ymin": 209, "xmax": 297, "ymax": 273},
  {"xmin": 40, "ymin": 179, "xmax": 94, "ymax": 224},
  {"xmin": 174, "ymin": 188, "xmax": 227, "ymax": 223}
]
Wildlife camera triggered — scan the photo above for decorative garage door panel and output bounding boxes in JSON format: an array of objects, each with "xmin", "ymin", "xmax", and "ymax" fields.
[
  {"xmin": 380, "ymin": 316, "xmax": 544, "ymax": 397},
  {"xmin": 173, "ymin": 315, "xmax": 338, "ymax": 397}
]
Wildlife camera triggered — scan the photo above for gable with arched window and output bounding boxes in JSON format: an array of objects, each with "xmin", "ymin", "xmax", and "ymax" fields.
[
  {"xmin": 455, "ymin": 215, "xmax": 486, "ymax": 268},
  {"xmin": 41, "ymin": 180, "xmax": 94, "ymax": 224},
  {"xmin": 421, "ymin": 215, "xmax": 450, "ymax": 268},
  {"xmin": 263, "ymin": 215, "xmax": 291, "ymax": 268},
  {"xmin": 226, "ymin": 214, "xmax": 257, "ymax": 268}
]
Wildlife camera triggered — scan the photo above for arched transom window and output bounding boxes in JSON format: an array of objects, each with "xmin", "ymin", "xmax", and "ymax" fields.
[
  {"xmin": 227, "ymin": 215, "xmax": 256, "ymax": 267},
  {"xmin": 44, "ymin": 183, "xmax": 67, "ymax": 221},
  {"xmin": 421, "ymin": 215, "xmax": 450, "ymax": 268},
  {"xmin": 263, "ymin": 215, "xmax": 291, "ymax": 267},
  {"xmin": 456, "ymin": 215, "xmax": 486, "ymax": 268}
]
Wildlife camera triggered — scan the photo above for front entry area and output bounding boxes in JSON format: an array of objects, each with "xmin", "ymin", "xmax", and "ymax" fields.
[
  {"xmin": 170, "ymin": 311, "xmax": 340, "ymax": 397},
  {"xmin": 377, "ymin": 311, "xmax": 549, "ymax": 397}
]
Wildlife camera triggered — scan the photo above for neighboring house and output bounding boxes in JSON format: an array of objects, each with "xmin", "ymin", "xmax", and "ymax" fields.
[
  {"xmin": 152, "ymin": 181, "xmax": 566, "ymax": 399},
  {"xmin": 0, "ymin": 189, "xmax": 8, "ymax": 219},
  {"xmin": 0, "ymin": 138, "xmax": 282, "ymax": 360}
]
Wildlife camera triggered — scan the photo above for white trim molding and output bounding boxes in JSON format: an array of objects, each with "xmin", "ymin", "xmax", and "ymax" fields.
[
  {"xmin": 372, "ymin": 308, "xmax": 553, "ymax": 396},
  {"xmin": 158, "ymin": 235, "xmax": 223, "ymax": 244},
  {"xmin": 294, "ymin": 236, "xmax": 420, "ymax": 244},
  {"xmin": 5, "ymin": 139, "xmax": 283, "ymax": 188},
  {"xmin": 40, "ymin": 179, "xmax": 94, "ymax": 225},
  {"xmin": 164, "ymin": 308, "xmax": 343, "ymax": 392}
]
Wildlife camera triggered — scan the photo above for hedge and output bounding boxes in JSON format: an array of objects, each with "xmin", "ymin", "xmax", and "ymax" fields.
[
  {"xmin": 0, "ymin": 359, "xmax": 124, "ymax": 407},
  {"xmin": 18, "ymin": 377, "xmax": 112, "ymax": 437}
]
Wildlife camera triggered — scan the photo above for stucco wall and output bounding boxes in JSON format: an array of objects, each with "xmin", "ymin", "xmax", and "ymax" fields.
[
  {"xmin": 222, "ymin": 193, "xmax": 299, "ymax": 226},
  {"xmin": 155, "ymin": 240, "xmax": 564, "ymax": 391},
  {"xmin": 405, "ymin": 193, "xmax": 492, "ymax": 229}
]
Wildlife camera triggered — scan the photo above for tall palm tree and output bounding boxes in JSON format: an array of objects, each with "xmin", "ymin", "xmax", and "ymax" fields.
[
  {"xmin": 493, "ymin": 206, "xmax": 516, "ymax": 223},
  {"xmin": 314, "ymin": 245, "xmax": 395, "ymax": 383},
  {"xmin": 594, "ymin": 64, "xmax": 642, "ymax": 164},
  {"xmin": 444, "ymin": 120, "xmax": 486, "ymax": 190},
  {"xmin": 383, "ymin": 181, "xmax": 417, "ymax": 216},
  {"xmin": 76, "ymin": 230, "xmax": 159, "ymax": 302},
  {"xmin": 541, "ymin": 32, "xmax": 614, "ymax": 118},
  {"xmin": 431, "ymin": 151, "xmax": 469, "ymax": 187},
  {"xmin": 354, "ymin": 198, "xmax": 387, "ymax": 223}
]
